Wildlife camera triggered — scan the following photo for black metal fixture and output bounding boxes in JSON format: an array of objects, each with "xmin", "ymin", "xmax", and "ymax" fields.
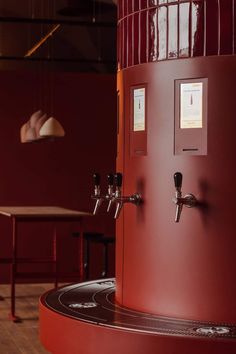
[{"xmin": 57, "ymin": 0, "xmax": 116, "ymax": 17}]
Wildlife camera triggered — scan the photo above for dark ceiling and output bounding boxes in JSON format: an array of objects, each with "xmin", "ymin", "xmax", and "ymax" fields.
[{"xmin": 0, "ymin": 0, "xmax": 117, "ymax": 73}]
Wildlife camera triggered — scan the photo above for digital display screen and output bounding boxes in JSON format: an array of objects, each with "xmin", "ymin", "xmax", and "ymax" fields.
[
  {"xmin": 180, "ymin": 82, "xmax": 203, "ymax": 129},
  {"xmin": 133, "ymin": 88, "xmax": 145, "ymax": 131}
]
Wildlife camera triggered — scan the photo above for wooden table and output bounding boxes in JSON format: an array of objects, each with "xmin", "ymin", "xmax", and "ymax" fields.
[{"xmin": 0, "ymin": 206, "xmax": 92, "ymax": 321}]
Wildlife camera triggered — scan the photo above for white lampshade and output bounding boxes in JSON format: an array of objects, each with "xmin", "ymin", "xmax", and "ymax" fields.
[
  {"xmin": 24, "ymin": 126, "xmax": 37, "ymax": 142},
  {"xmin": 39, "ymin": 117, "xmax": 65, "ymax": 137},
  {"xmin": 20, "ymin": 123, "xmax": 28, "ymax": 143},
  {"xmin": 29, "ymin": 110, "xmax": 44, "ymax": 127},
  {"xmin": 35, "ymin": 113, "xmax": 47, "ymax": 138}
]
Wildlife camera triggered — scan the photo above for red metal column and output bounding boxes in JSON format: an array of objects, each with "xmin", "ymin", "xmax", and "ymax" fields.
[{"xmin": 116, "ymin": 0, "xmax": 236, "ymax": 323}]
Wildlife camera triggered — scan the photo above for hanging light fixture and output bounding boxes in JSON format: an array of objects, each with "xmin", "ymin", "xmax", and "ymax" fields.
[
  {"xmin": 20, "ymin": 123, "xmax": 28, "ymax": 143},
  {"xmin": 21, "ymin": 110, "xmax": 45, "ymax": 143},
  {"xmin": 39, "ymin": 117, "xmax": 65, "ymax": 138},
  {"xmin": 20, "ymin": 0, "xmax": 65, "ymax": 143}
]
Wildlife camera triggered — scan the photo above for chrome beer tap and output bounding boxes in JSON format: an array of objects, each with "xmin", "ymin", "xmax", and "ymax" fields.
[
  {"xmin": 173, "ymin": 172, "xmax": 197, "ymax": 222},
  {"xmin": 114, "ymin": 173, "xmax": 122, "ymax": 218},
  {"xmin": 113, "ymin": 173, "xmax": 142, "ymax": 219},
  {"xmin": 91, "ymin": 173, "xmax": 105, "ymax": 215},
  {"xmin": 106, "ymin": 173, "xmax": 115, "ymax": 212}
]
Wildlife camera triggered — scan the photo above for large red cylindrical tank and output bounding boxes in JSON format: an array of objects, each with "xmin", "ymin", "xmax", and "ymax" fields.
[{"xmin": 116, "ymin": 0, "xmax": 236, "ymax": 323}]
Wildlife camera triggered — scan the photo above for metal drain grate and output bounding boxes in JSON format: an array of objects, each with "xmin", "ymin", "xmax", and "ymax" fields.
[
  {"xmin": 68, "ymin": 302, "xmax": 98, "ymax": 309},
  {"xmin": 194, "ymin": 326, "xmax": 231, "ymax": 336},
  {"xmin": 44, "ymin": 279, "xmax": 236, "ymax": 339}
]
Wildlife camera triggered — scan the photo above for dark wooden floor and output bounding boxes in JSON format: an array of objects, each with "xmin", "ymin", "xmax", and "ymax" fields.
[{"xmin": 0, "ymin": 283, "xmax": 55, "ymax": 354}]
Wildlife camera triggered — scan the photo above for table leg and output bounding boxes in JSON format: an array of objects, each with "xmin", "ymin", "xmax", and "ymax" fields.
[
  {"xmin": 9, "ymin": 217, "xmax": 20, "ymax": 322},
  {"xmin": 53, "ymin": 226, "xmax": 58, "ymax": 289},
  {"xmin": 79, "ymin": 220, "xmax": 84, "ymax": 282},
  {"xmin": 102, "ymin": 242, "xmax": 109, "ymax": 278},
  {"xmin": 84, "ymin": 237, "xmax": 90, "ymax": 280}
]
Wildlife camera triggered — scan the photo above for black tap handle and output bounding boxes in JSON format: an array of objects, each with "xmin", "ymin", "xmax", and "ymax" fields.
[
  {"xmin": 115, "ymin": 173, "xmax": 123, "ymax": 187},
  {"xmin": 107, "ymin": 173, "xmax": 114, "ymax": 186},
  {"xmin": 174, "ymin": 172, "xmax": 182, "ymax": 190},
  {"xmin": 93, "ymin": 173, "xmax": 100, "ymax": 186}
]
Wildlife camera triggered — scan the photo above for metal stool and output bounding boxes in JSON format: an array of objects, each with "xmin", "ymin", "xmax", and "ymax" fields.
[
  {"xmin": 84, "ymin": 233, "xmax": 115, "ymax": 279},
  {"xmin": 73, "ymin": 232, "xmax": 115, "ymax": 279},
  {"xmin": 101, "ymin": 236, "xmax": 115, "ymax": 278},
  {"xmin": 83, "ymin": 232, "xmax": 104, "ymax": 279}
]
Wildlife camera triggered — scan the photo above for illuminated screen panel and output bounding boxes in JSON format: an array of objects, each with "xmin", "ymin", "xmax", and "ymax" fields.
[
  {"xmin": 133, "ymin": 87, "xmax": 145, "ymax": 131},
  {"xmin": 180, "ymin": 82, "xmax": 203, "ymax": 129}
]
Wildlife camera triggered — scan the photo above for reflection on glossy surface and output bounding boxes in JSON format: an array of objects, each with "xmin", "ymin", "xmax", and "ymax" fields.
[
  {"xmin": 168, "ymin": 5, "xmax": 178, "ymax": 59},
  {"xmin": 140, "ymin": 11, "xmax": 147, "ymax": 63},
  {"xmin": 149, "ymin": 9, "xmax": 158, "ymax": 62},
  {"xmin": 158, "ymin": 6, "xmax": 167, "ymax": 60},
  {"xmin": 149, "ymin": 0, "xmax": 158, "ymax": 6},
  {"xmin": 192, "ymin": 2, "xmax": 199, "ymax": 55},
  {"xmin": 179, "ymin": 2, "xmax": 190, "ymax": 57},
  {"xmin": 118, "ymin": 0, "xmax": 236, "ymax": 69},
  {"xmin": 191, "ymin": 1, "xmax": 204, "ymax": 57}
]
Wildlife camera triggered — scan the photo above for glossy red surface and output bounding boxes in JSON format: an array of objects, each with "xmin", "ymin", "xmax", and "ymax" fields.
[
  {"xmin": 116, "ymin": 0, "xmax": 236, "ymax": 324},
  {"xmin": 40, "ymin": 306, "xmax": 236, "ymax": 354},
  {"xmin": 39, "ymin": 281, "xmax": 236, "ymax": 354},
  {"xmin": 117, "ymin": 0, "xmax": 236, "ymax": 69},
  {"xmin": 116, "ymin": 55, "xmax": 236, "ymax": 322}
]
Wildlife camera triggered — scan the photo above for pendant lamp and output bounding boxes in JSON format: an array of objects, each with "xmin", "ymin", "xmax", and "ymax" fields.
[
  {"xmin": 21, "ymin": 110, "xmax": 43, "ymax": 143},
  {"xmin": 20, "ymin": 123, "xmax": 28, "ymax": 143},
  {"xmin": 20, "ymin": 0, "xmax": 65, "ymax": 144},
  {"xmin": 39, "ymin": 117, "xmax": 65, "ymax": 138}
]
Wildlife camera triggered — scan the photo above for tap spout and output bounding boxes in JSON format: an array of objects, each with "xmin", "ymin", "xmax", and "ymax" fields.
[
  {"xmin": 114, "ymin": 201, "xmax": 123, "ymax": 219},
  {"xmin": 113, "ymin": 193, "xmax": 142, "ymax": 219}
]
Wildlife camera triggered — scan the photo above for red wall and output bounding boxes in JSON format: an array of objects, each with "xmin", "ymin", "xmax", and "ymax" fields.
[{"xmin": 0, "ymin": 70, "xmax": 116, "ymax": 282}]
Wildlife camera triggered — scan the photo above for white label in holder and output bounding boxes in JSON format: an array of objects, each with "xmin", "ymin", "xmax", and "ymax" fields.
[
  {"xmin": 133, "ymin": 88, "xmax": 145, "ymax": 131},
  {"xmin": 180, "ymin": 82, "xmax": 203, "ymax": 129}
]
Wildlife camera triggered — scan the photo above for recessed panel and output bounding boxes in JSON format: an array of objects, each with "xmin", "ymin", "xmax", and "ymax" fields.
[
  {"xmin": 130, "ymin": 85, "xmax": 147, "ymax": 156},
  {"xmin": 175, "ymin": 78, "xmax": 208, "ymax": 155},
  {"xmin": 133, "ymin": 88, "xmax": 146, "ymax": 131},
  {"xmin": 180, "ymin": 82, "xmax": 203, "ymax": 129}
]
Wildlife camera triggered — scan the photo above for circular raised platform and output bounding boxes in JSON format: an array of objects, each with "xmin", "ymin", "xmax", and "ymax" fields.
[{"xmin": 39, "ymin": 279, "xmax": 236, "ymax": 354}]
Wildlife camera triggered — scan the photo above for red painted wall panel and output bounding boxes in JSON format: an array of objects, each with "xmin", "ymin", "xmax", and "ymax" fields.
[{"xmin": 0, "ymin": 71, "xmax": 116, "ymax": 282}]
